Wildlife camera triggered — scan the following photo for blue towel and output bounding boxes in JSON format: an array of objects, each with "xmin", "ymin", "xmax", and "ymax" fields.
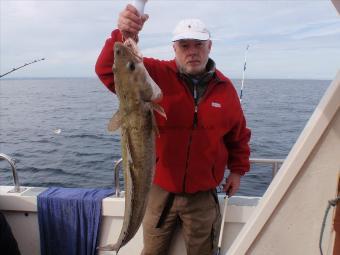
[{"xmin": 37, "ymin": 187, "xmax": 113, "ymax": 255}]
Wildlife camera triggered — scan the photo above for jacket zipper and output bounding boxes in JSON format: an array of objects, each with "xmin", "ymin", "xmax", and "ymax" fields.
[
  {"xmin": 182, "ymin": 83, "xmax": 198, "ymax": 192},
  {"xmin": 181, "ymin": 79, "xmax": 221, "ymax": 192},
  {"xmin": 193, "ymin": 83, "xmax": 199, "ymax": 128}
]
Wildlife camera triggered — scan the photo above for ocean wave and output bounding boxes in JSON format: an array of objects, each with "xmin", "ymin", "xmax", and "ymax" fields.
[
  {"xmin": 20, "ymin": 166, "xmax": 81, "ymax": 177},
  {"xmin": 66, "ymin": 134, "xmax": 106, "ymax": 139},
  {"xmin": 72, "ymin": 151, "xmax": 106, "ymax": 157}
]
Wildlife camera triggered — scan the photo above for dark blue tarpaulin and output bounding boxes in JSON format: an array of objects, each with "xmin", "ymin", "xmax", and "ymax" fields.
[{"xmin": 37, "ymin": 187, "xmax": 113, "ymax": 255}]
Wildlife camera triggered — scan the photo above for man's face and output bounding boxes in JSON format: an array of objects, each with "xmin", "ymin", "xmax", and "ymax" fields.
[{"xmin": 173, "ymin": 39, "xmax": 212, "ymax": 76}]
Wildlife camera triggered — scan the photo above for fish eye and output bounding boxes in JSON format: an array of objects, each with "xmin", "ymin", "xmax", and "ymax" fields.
[{"xmin": 127, "ymin": 62, "xmax": 135, "ymax": 71}]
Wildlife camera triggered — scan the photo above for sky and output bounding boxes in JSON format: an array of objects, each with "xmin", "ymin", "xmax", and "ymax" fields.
[{"xmin": 0, "ymin": 0, "xmax": 339, "ymax": 79}]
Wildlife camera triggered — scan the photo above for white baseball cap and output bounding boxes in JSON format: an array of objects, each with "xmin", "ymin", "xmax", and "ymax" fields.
[{"xmin": 172, "ymin": 19, "xmax": 210, "ymax": 42}]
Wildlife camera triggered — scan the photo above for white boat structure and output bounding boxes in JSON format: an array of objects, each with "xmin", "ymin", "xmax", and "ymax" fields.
[{"xmin": 1, "ymin": 1, "xmax": 339, "ymax": 254}]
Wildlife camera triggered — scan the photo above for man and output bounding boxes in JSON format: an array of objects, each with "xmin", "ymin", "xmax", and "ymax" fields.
[
  {"xmin": 95, "ymin": 4, "xmax": 251, "ymax": 255},
  {"xmin": 0, "ymin": 212, "xmax": 21, "ymax": 255}
]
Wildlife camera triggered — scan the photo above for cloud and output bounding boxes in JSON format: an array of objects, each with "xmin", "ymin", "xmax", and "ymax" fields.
[{"xmin": 0, "ymin": 0, "xmax": 339, "ymax": 79}]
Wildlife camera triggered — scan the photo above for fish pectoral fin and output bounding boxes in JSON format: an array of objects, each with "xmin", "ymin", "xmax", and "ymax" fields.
[
  {"xmin": 149, "ymin": 78, "xmax": 163, "ymax": 102},
  {"xmin": 151, "ymin": 102, "xmax": 167, "ymax": 120},
  {"xmin": 141, "ymin": 64, "xmax": 163, "ymax": 102},
  {"xmin": 151, "ymin": 111, "xmax": 160, "ymax": 137},
  {"xmin": 108, "ymin": 110, "xmax": 122, "ymax": 132}
]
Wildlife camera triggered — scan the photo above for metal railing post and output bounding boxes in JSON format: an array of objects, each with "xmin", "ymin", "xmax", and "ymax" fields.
[
  {"xmin": 113, "ymin": 158, "xmax": 123, "ymax": 197},
  {"xmin": 250, "ymin": 158, "xmax": 284, "ymax": 180},
  {"xmin": 0, "ymin": 153, "xmax": 26, "ymax": 193}
]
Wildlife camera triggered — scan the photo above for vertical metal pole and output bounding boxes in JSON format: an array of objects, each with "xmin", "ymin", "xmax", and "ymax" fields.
[
  {"xmin": 113, "ymin": 158, "xmax": 123, "ymax": 197},
  {"xmin": 217, "ymin": 196, "xmax": 229, "ymax": 255},
  {"xmin": 274, "ymin": 162, "xmax": 279, "ymax": 176}
]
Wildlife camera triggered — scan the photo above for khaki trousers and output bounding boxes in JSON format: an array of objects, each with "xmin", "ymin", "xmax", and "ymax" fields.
[{"xmin": 142, "ymin": 185, "xmax": 221, "ymax": 255}]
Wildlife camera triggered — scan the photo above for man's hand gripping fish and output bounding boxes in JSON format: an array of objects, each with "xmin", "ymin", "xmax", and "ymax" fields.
[{"xmin": 98, "ymin": 38, "xmax": 166, "ymax": 253}]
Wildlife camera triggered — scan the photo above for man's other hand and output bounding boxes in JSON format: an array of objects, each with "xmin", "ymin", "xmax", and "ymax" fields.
[{"xmin": 223, "ymin": 173, "xmax": 241, "ymax": 197}]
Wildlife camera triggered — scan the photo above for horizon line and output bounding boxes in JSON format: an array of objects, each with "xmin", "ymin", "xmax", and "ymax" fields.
[{"xmin": 0, "ymin": 76, "xmax": 333, "ymax": 81}]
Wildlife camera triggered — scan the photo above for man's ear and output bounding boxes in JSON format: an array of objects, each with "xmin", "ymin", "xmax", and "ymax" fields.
[{"xmin": 208, "ymin": 40, "xmax": 212, "ymax": 51}]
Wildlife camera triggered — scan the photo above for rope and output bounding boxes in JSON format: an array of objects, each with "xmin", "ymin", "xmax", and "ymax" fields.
[{"xmin": 319, "ymin": 196, "xmax": 340, "ymax": 255}]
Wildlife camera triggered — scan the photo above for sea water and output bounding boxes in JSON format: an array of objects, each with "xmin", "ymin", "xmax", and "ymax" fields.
[{"xmin": 0, "ymin": 78, "xmax": 329, "ymax": 196}]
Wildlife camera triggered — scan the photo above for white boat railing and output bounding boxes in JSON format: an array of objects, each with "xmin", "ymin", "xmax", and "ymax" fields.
[
  {"xmin": 250, "ymin": 158, "xmax": 284, "ymax": 179},
  {"xmin": 0, "ymin": 153, "xmax": 26, "ymax": 193},
  {"xmin": 113, "ymin": 157, "xmax": 285, "ymax": 197},
  {"xmin": 0, "ymin": 153, "xmax": 284, "ymax": 195},
  {"xmin": 0, "ymin": 152, "xmax": 284, "ymax": 195}
]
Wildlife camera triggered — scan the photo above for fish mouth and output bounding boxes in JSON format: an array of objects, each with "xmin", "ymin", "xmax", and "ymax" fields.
[
  {"xmin": 114, "ymin": 42, "xmax": 126, "ymax": 57},
  {"xmin": 114, "ymin": 40, "xmax": 143, "ymax": 63},
  {"xmin": 123, "ymin": 39, "xmax": 143, "ymax": 62}
]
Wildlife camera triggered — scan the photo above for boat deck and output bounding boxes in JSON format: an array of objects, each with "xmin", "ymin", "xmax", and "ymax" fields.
[{"xmin": 0, "ymin": 185, "xmax": 259, "ymax": 255}]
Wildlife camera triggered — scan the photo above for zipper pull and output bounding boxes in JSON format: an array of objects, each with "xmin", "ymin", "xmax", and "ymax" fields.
[
  {"xmin": 193, "ymin": 83, "xmax": 198, "ymax": 128},
  {"xmin": 193, "ymin": 106, "xmax": 198, "ymax": 128},
  {"xmin": 194, "ymin": 84, "xmax": 198, "ymax": 100}
]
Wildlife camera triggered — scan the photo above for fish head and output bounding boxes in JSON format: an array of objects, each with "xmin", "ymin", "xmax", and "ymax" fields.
[
  {"xmin": 113, "ymin": 41, "xmax": 142, "ymax": 75},
  {"xmin": 113, "ymin": 40, "xmax": 163, "ymax": 103},
  {"xmin": 113, "ymin": 41, "xmax": 145, "ymax": 97}
]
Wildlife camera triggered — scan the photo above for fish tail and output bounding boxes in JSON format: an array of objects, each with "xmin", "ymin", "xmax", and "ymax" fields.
[{"xmin": 96, "ymin": 243, "xmax": 121, "ymax": 252}]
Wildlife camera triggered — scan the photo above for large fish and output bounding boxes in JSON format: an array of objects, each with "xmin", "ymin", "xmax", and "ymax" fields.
[{"xmin": 98, "ymin": 38, "xmax": 165, "ymax": 253}]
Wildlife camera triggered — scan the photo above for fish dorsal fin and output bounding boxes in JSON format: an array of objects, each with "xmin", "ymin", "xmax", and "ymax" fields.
[
  {"xmin": 108, "ymin": 110, "xmax": 121, "ymax": 132},
  {"xmin": 150, "ymin": 102, "xmax": 166, "ymax": 137},
  {"xmin": 151, "ymin": 102, "xmax": 167, "ymax": 120}
]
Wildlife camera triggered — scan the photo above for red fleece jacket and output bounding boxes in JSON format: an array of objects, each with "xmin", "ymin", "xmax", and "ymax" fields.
[{"xmin": 95, "ymin": 30, "xmax": 251, "ymax": 193}]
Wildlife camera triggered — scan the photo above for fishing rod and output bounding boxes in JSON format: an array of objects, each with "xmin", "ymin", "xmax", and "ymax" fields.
[
  {"xmin": 239, "ymin": 44, "xmax": 250, "ymax": 102},
  {"xmin": 0, "ymin": 58, "xmax": 46, "ymax": 78},
  {"xmin": 217, "ymin": 45, "xmax": 250, "ymax": 255}
]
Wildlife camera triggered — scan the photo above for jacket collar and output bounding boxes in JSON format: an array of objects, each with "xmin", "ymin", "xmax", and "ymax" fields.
[
  {"xmin": 168, "ymin": 58, "xmax": 227, "ymax": 85},
  {"xmin": 179, "ymin": 58, "xmax": 215, "ymax": 84}
]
